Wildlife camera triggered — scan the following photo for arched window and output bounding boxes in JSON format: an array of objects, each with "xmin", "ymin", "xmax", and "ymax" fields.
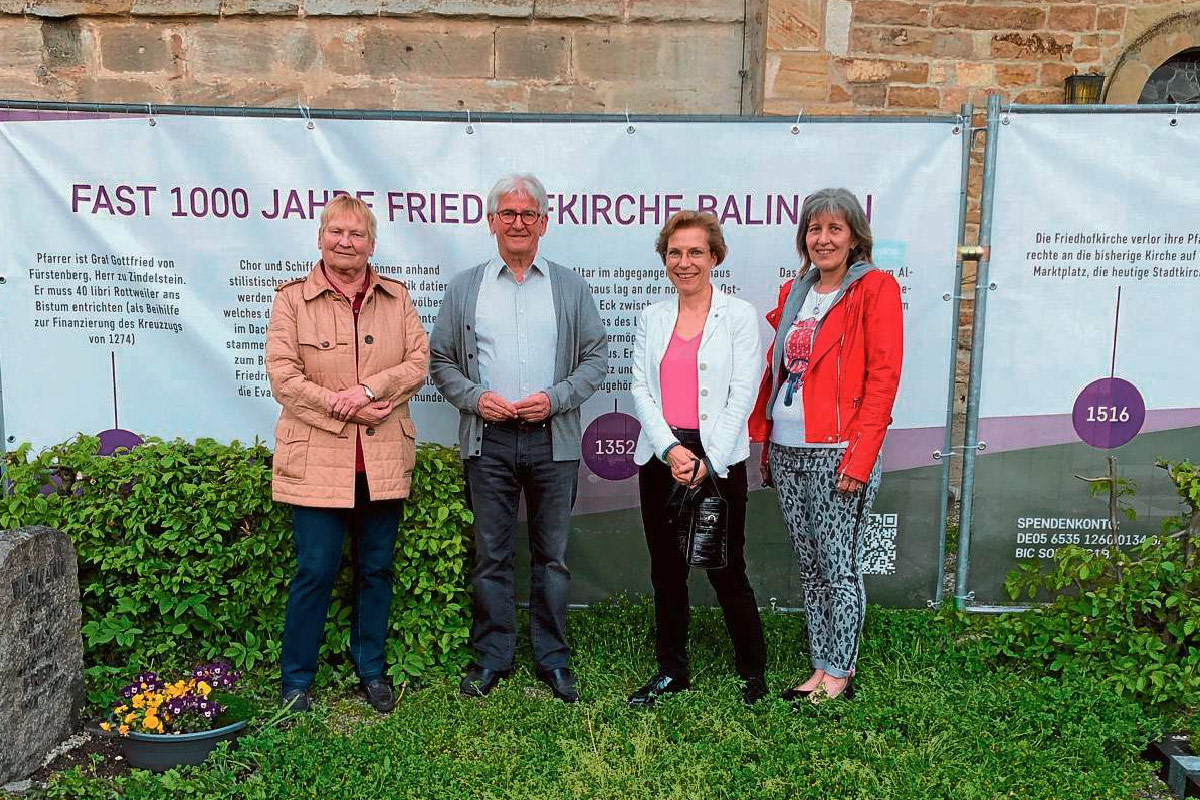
[{"xmin": 1138, "ymin": 48, "xmax": 1200, "ymax": 104}]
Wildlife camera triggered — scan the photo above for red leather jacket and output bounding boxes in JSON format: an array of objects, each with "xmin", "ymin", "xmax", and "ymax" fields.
[{"xmin": 749, "ymin": 265, "xmax": 903, "ymax": 483}]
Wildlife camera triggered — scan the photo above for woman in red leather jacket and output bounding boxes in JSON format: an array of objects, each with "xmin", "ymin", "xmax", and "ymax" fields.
[{"xmin": 749, "ymin": 188, "xmax": 903, "ymax": 703}]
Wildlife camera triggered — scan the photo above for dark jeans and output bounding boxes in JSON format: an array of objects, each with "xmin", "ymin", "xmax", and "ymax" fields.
[
  {"xmin": 280, "ymin": 473, "xmax": 401, "ymax": 692},
  {"xmin": 638, "ymin": 429, "xmax": 767, "ymax": 681},
  {"xmin": 464, "ymin": 423, "xmax": 578, "ymax": 672}
]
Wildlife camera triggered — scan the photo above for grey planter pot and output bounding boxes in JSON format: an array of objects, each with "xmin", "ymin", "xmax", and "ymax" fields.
[{"xmin": 121, "ymin": 720, "xmax": 247, "ymax": 771}]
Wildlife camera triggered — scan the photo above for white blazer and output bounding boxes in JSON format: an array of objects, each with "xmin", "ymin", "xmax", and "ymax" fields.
[{"xmin": 631, "ymin": 287, "xmax": 763, "ymax": 477}]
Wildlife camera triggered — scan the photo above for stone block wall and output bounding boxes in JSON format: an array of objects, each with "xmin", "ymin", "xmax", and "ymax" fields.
[
  {"xmin": 761, "ymin": 0, "xmax": 1186, "ymax": 114},
  {"xmin": 0, "ymin": 0, "xmax": 756, "ymax": 113}
]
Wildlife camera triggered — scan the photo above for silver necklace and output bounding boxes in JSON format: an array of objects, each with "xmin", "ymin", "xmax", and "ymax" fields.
[{"xmin": 812, "ymin": 285, "xmax": 838, "ymax": 317}]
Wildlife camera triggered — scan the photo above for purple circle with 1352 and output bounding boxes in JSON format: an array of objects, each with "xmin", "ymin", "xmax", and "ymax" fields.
[
  {"xmin": 581, "ymin": 412, "xmax": 642, "ymax": 481},
  {"xmin": 1071, "ymin": 377, "xmax": 1145, "ymax": 449}
]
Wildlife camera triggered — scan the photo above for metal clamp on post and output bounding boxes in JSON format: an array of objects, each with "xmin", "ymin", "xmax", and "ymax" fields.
[{"xmin": 956, "ymin": 244, "xmax": 988, "ymax": 261}]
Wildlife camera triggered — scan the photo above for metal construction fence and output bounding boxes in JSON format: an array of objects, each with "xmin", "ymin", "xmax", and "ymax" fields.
[{"xmin": 0, "ymin": 97, "xmax": 1195, "ymax": 610}]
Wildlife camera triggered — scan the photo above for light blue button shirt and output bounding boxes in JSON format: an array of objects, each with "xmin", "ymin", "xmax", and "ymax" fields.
[{"xmin": 475, "ymin": 257, "xmax": 558, "ymax": 403}]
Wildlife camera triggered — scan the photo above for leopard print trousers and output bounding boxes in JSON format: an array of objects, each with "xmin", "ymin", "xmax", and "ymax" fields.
[{"xmin": 769, "ymin": 443, "xmax": 881, "ymax": 679}]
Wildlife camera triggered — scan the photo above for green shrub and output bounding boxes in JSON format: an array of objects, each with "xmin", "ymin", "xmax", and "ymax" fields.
[
  {"xmin": 980, "ymin": 459, "xmax": 1200, "ymax": 706},
  {"xmin": 0, "ymin": 436, "xmax": 472, "ymax": 686}
]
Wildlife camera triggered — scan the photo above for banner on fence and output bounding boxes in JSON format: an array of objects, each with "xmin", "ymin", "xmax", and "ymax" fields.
[
  {"xmin": 0, "ymin": 114, "xmax": 963, "ymax": 606},
  {"xmin": 970, "ymin": 110, "xmax": 1200, "ymax": 604}
]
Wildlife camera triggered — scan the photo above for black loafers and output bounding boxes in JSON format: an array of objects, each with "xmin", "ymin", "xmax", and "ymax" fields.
[
  {"xmin": 359, "ymin": 679, "xmax": 397, "ymax": 713},
  {"xmin": 459, "ymin": 664, "xmax": 511, "ymax": 698},
  {"xmin": 537, "ymin": 666, "xmax": 580, "ymax": 704},
  {"xmin": 627, "ymin": 673, "xmax": 689, "ymax": 708},
  {"xmin": 741, "ymin": 675, "xmax": 770, "ymax": 706},
  {"xmin": 780, "ymin": 683, "xmax": 815, "ymax": 702},
  {"xmin": 280, "ymin": 688, "xmax": 312, "ymax": 712}
]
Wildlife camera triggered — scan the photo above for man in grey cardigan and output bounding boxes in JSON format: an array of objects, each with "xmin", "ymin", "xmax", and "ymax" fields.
[{"xmin": 430, "ymin": 174, "xmax": 608, "ymax": 704}]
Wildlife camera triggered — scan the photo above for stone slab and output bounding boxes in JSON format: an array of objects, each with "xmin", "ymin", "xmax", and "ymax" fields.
[{"xmin": 0, "ymin": 527, "xmax": 84, "ymax": 785}]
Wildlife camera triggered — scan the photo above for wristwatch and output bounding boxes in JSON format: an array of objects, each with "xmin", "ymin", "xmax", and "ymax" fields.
[{"xmin": 361, "ymin": 383, "xmax": 377, "ymax": 401}]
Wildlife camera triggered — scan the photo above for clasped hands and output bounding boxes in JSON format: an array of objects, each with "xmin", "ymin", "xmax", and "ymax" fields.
[
  {"xmin": 665, "ymin": 445, "xmax": 708, "ymax": 487},
  {"xmin": 477, "ymin": 391, "xmax": 551, "ymax": 423},
  {"xmin": 326, "ymin": 384, "xmax": 393, "ymax": 425}
]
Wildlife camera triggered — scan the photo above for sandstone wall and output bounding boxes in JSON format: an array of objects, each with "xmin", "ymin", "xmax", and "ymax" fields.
[
  {"xmin": 0, "ymin": 0, "xmax": 759, "ymax": 113},
  {"xmin": 762, "ymin": 0, "xmax": 1197, "ymax": 113}
]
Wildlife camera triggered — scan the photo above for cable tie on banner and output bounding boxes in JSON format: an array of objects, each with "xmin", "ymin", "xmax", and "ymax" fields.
[
  {"xmin": 791, "ymin": 107, "xmax": 804, "ymax": 135},
  {"xmin": 942, "ymin": 292, "xmax": 967, "ymax": 301},
  {"xmin": 146, "ymin": 103, "xmax": 156, "ymax": 127},
  {"xmin": 1171, "ymin": 103, "xmax": 1180, "ymax": 127},
  {"xmin": 465, "ymin": 108, "xmax": 474, "ymax": 135},
  {"xmin": 625, "ymin": 107, "xmax": 635, "ymax": 135},
  {"xmin": 297, "ymin": 97, "xmax": 314, "ymax": 130},
  {"xmin": 933, "ymin": 442, "xmax": 988, "ymax": 460},
  {"xmin": 953, "ymin": 113, "xmax": 964, "ymax": 134}
]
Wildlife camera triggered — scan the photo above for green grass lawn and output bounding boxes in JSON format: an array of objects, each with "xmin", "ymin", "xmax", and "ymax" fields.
[{"xmin": 37, "ymin": 600, "xmax": 1164, "ymax": 800}]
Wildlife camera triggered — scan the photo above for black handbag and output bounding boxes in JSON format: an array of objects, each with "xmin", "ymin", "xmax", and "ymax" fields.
[{"xmin": 666, "ymin": 457, "xmax": 729, "ymax": 570}]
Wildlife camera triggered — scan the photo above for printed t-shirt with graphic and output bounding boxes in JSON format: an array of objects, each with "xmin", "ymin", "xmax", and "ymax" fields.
[{"xmin": 770, "ymin": 285, "xmax": 846, "ymax": 448}]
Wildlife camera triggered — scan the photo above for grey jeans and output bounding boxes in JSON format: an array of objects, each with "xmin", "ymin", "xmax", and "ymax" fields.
[{"xmin": 463, "ymin": 423, "xmax": 578, "ymax": 672}]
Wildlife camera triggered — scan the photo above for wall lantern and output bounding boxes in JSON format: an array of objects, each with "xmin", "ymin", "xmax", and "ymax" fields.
[{"xmin": 1064, "ymin": 73, "xmax": 1106, "ymax": 104}]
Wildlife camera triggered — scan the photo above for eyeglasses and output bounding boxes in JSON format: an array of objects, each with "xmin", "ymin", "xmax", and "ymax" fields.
[
  {"xmin": 666, "ymin": 248, "xmax": 710, "ymax": 263},
  {"xmin": 494, "ymin": 209, "xmax": 543, "ymax": 226}
]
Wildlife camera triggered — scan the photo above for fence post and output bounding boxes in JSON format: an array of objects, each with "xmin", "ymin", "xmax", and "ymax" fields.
[{"xmin": 954, "ymin": 93, "xmax": 1002, "ymax": 609}]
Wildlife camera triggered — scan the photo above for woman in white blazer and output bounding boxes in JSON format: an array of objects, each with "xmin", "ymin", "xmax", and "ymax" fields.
[{"xmin": 627, "ymin": 210, "xmax": 768, "ymax": 708}]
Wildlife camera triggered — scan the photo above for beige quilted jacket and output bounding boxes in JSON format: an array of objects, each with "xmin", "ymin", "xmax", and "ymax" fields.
[{"xmin": 266, "ymin": 262, "xmax": 429, "ymax": 508}]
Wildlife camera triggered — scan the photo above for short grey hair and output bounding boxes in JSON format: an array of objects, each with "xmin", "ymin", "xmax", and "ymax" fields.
[
  {"xmin": 487, "ymin": 173, "xmax": 549, "ymax": 216},
  {"xmin": 795, "ymin": 188, "xmax": 873, "ymax": 274}
]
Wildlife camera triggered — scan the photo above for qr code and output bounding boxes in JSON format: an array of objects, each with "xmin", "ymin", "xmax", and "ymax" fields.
[{"xmin": 862, "ymin": 513, "xmax": 898, "ymax": 575}]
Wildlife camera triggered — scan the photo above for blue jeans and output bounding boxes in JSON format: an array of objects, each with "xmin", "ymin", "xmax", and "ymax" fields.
[
  {"xmin": 464, "ymin": 423, "xmax": 578, "ymax": 672},
  {"xmin": 280, "ymin": 474, "xmax": 402, "ymax": 692}
]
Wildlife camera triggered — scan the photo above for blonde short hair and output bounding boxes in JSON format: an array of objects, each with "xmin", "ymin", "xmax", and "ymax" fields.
[
  {"xmin": 654, "ymin": 210, "xmax": 728, "ymax": 266},
  {"xmin": 318, "ymin": 194, "xmax": 377, "ymax": 243}
]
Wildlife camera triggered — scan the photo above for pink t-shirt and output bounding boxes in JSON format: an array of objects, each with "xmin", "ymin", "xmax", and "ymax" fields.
[{"xmin": 659, "ymin": 331, "xmax": 702, "ymax": 429}]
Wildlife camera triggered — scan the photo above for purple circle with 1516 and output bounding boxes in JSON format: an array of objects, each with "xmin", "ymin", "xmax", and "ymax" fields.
[
  {"xmin": 582, "ymin": 412, "xmax": 642, "ymax": 481},
  {"xmin": 1071, "ymin": 377, "xmax": 1145, "ymax": 449}
]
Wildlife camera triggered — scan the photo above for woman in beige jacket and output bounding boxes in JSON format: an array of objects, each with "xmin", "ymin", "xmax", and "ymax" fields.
[{"xmin": 266, "ymin": 195, "xmax": 428, "ymax": 714}]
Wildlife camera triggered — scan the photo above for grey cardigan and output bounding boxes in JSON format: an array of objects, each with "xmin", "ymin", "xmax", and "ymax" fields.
[{"xmin": 429, "ymin": 258, "xmax": 609, "ymax": 461}]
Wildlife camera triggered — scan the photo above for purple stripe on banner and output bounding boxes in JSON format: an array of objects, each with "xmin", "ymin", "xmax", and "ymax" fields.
[
  {"xmin": 881, "ymin": 426, "xmax": 946, "ymax": 472},
  {"xmin": 979, "ymin": 408, "xmax": 1200, "ymax": 454}
]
